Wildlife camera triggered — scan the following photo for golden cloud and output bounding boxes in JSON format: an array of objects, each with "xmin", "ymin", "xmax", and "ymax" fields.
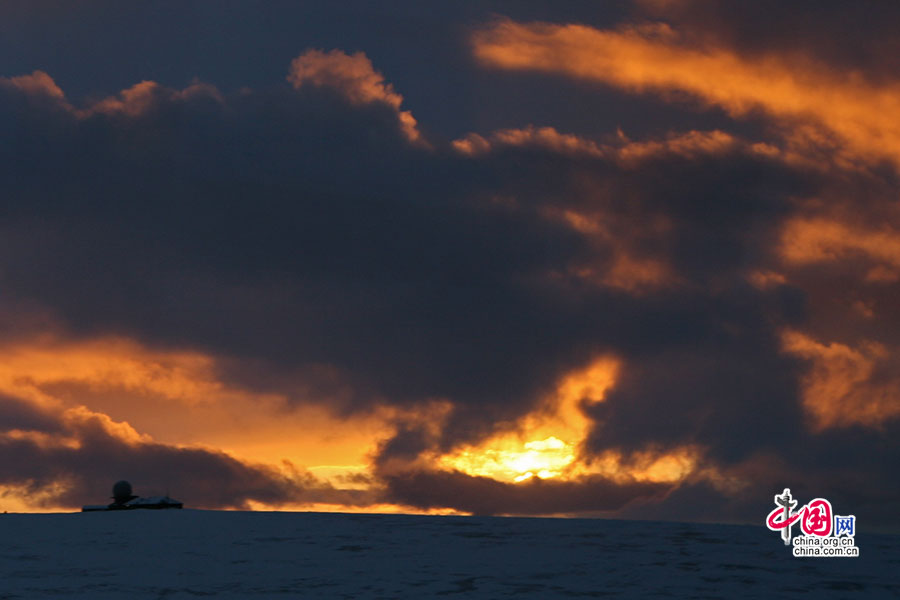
[
  {"xmin": 453, "ymin": 125, "xmax": 755, "ymax": 162},
  {"xmin": 86, "ymin": 80, "xmax": 224, "ymax": 117},
  {"xmin": 0, "ymin": 335, "xmax": 395, "ymax": 493},
  {"xmin": 1, "ymin": 70, "xmax": 66, "ymax": 101},
  {"xmin": 782, "ymin": 330, "xmax": 900, "ymax": 430},
  {"xmin": 780, "ymin": 216, "xmax": 900, "ymax": 282},
  {"xmin": 287, "ymin": 49, "xmax": 424, "ymax": 145},
  {"xmin": 452, "ymin": 126, "xmax": 604, "ymax": 158},
  {"xmin": 2, "ymin": 53, "xmax": 423, "ymax": 148},
  {"xmin": 547, "ymin": 208, "xmax": 678, "ymax": 294},
  {"xmin": 472, "ymin": 19, "xmax": 900, "ymax": 169}
]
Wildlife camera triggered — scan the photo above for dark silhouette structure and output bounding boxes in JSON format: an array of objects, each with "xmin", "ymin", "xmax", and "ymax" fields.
[
  {"xmin": 82, "ymin": 481, "xmax": 183, "ymax": 512},
  {"xmin": 112, "ymin": 480, "xmax": 138, "ymax": 505}
]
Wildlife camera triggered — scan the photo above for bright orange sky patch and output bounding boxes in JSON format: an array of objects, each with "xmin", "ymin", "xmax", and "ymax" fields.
[{"xmin": 0, "ymin": 335, "xmax": 396, "ymax": 494}]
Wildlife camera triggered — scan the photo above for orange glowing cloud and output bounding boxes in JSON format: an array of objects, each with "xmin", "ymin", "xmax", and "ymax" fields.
[
  {"xmin": 3, "ymin": 53, "xmax": 423, "ymax": 149},
  {"xmin": 614, "ymin": 129, "xmax": 740, "ymax": 163},
  {"xmin": 86, "ymin": 80, "xmax": 224, "ymax": 117},
  {"xmin": 1, "ymin": 70, "xmax": 66, "ymax": 101},
  {"xmin": 780, "ymin": 216, "xmax": 900, "ymax": 282},
  {"xmin": 554, "ymin": 254, "xmax": 676, "ymax": 296},
  {"xmin": 0, "ymin": 333, "xmax": 475, "ymax": 512},
  {"xmin": 592, "ymin": 253, "xmax": 676, "ymax": 294},
  {"xmin": 782, "ymin": 330, "xmax": 900, "ymax": 430},
  {"xmin": 0, "ymin": 335, "xmax": 397, "ymax": 493},
  {"xmin": 0, "ymin": 393, "xmax": 382, "ymax": 513},
  {"xmin": 746, "ymin": 269, "xmax": 788, "ymax": 290},
  {"xmin": 546, "ymin": 208, "xmax": 678, "ymax": 294},
  {"xmin": 472, "ymin": 20, "xmax": 900, "ymax": 168},
  {"xmin": 287, "ymin": 49, "xmax": 424, "ymax": 145},
  {"xmin": 454, "ymin": 127, "xmax": 743, "ymax": 296},
  {"xmin": 0, "ymin": 71, "xmax": 225, "ymax": 120},
  {"xmin": 452, "ymin": 126, "xmax": 604, "ymax": 158},
  {"xmin": 0, "ymin": 336, "xmax": 233, "ymax": 407},
  {"xmin": 452, "ymin": 125, "xmax": 765, "ymax": 165},
  {"xmin": 580, "ymin": 445, "xmax": 701, "ymax": 485},
  {"xmin": 4, "ymin": 332, "xmax": 657, "ymax": 514}
]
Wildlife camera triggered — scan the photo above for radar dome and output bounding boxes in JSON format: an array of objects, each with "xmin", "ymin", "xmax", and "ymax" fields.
[{"xmin": 112, "ymin": 480, "xmax": 133, "ymax": 503}]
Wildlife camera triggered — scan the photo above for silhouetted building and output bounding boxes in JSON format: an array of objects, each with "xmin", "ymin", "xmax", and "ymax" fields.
[{"xmin": 82, "ymin": 480, "xmax": 183, "ymax": 512}]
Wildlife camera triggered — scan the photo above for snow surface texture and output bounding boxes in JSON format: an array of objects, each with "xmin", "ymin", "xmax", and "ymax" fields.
[{"xmin": 1, "ymin": 511, "xmax": 897, "ymax": 599}]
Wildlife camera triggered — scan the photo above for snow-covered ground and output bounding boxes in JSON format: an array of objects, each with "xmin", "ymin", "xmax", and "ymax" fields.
[{"xmin": 1, "ymin": 511, "xmax": 897, "ymax": 598}]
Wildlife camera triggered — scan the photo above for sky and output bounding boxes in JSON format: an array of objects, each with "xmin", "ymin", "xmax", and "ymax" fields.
[{"xmin": 1, "ymin": 0, "xmax": 898, "ymax": 529}]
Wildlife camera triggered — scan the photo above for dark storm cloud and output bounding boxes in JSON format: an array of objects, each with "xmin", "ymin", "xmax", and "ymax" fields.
[
  {"xmin": 380, "ymin": 468, "xmax": 671, "ymax": 516},
  {"xmin": 584, "ymin": 331, "xmax": 805, "ymax": 463},
  {"xmin": 0, "ymin": 394, "xmax": 60, "ymax": 433},
  {"xmin": 0, "ymin": 65, "xmax": 865, "ymax": 430},
  {"xmin": 0, "ymin": 65, "xmax": 598, "ymax": 423},
  {"xmin": 617, "ymin": 426, "xmax": 900, "ymax": 531}
]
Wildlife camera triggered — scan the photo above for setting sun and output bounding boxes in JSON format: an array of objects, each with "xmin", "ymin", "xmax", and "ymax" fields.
[
  {"xmin": 435, "ymin": 358, "xmax": 618, "ymax": 483},
  {"xmin": 439, "ymin": 435, "xmax": 576, "ymax": 482}
]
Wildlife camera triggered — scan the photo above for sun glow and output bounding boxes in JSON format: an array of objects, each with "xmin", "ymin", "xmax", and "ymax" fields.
[
  {"xmin": 442, "ymin": 435, "xmax": 577, "ymax": 482},
  {"xmin": 436, "ymin": 358, "xmax": 620, "ymax": 482},
  {"xmin": 431, "ymin": 358, "xmax": 704, "ymax": 486}
]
